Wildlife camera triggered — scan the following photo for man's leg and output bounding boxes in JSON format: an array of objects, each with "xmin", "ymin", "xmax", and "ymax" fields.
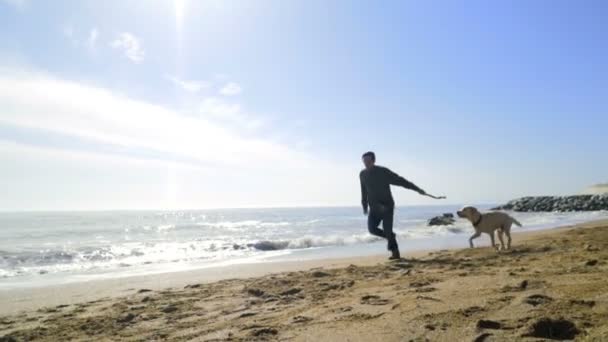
[
  {"xmin": 382, "ymin": 206, "xmax": 400, "ymax": 258},
  {"xmin": 367, "ymin": 210, "xmax": 384, "ymax": 238}
]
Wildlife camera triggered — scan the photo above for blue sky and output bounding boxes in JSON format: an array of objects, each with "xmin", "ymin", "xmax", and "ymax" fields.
[{"xmin": 0, "ymin": 0, "xmax": 607, "ymax": 210}]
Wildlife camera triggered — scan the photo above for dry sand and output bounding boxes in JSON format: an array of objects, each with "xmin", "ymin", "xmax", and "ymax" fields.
[{"xmin": 1, "ymin": 220, "xmax": 607, "ymax": 341}]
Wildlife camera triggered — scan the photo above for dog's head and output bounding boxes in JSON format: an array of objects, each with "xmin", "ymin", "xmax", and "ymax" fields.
[{"xmin": 457, "ymin": 206, "xmax": 481, "ymax": 223}]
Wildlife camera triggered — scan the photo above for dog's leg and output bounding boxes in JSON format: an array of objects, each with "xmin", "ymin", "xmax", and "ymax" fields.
[
  {"xmin": 469, "ymin": 231, "xmax": 481, "ymax": 248},
  {"xmin": 489, "ymin": 232, "xmax": 498, "ymax": 250},
  {"xmin": 497, "ymin": 229, "xmax": 506, "ymax": 251},
  {"xmin": 505, "ymin": 226, "xmax": 512, "ymax": 250}
]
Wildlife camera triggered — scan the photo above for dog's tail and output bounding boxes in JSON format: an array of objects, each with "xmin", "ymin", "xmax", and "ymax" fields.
[{"xmin": 511, "ymin": 217, "xmax": 522, "ymax": 227}]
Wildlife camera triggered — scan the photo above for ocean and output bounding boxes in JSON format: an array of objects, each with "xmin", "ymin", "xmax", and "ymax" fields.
[{"xmin": 1, "ymin": 206, "xmax": 607, "ymax": 289}]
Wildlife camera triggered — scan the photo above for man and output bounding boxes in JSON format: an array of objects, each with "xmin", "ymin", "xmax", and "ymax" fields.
[{"xmin": 360, "ymin": 151, "xmax": 427, "ymax": 260}]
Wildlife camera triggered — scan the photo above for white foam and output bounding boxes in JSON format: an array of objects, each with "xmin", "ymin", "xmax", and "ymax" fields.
[{"xmin": 2, "ymin": 208, "xmax": 608, "ymax": 284}]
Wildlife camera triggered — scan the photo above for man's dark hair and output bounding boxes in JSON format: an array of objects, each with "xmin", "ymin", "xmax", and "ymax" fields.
[{"xmin": 362, "ymin": 151, "xmax": 375, "ymax": 161}]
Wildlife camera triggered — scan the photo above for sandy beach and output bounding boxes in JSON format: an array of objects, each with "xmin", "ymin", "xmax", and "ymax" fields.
[{"xmin": 1, "ymin": 220, "xmax": 607, "ymax": 341}]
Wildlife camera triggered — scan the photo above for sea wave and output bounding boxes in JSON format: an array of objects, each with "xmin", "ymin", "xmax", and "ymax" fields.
[
  {"xmin": 245, "ymin": 233, "xmax": 382, "ymax": 251},
  {"xmin": 2, "ymin": 209, "xmax": 607, "ymax": 280}
]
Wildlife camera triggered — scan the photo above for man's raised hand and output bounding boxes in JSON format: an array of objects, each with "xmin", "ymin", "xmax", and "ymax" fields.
[{"xmin": 423, "ymin": 193, "xmax": 446, "ymax": 200}]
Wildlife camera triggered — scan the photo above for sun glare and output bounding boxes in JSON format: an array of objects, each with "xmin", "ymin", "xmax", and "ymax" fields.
[{"xmin": 175, "ymin": 0, "xmax": 186, "ymax": 33}]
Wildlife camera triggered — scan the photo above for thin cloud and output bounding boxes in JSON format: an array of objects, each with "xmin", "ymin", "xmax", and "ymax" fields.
[
  {"xmin": 164, "ymin": 75, "xmax": 209, "ymax": 93},
  {"xmin": 199, "ymin": 97, "xmax": 263, "ymax": 130},
  {"xmin": 110, "ymin": 32, "xmax": 144, "ymax": 63},
  {"xmin": 219, "ymin": 82, "xmax": 242, "ymax": 96},
  {"xmin": 0, "ymin": 70, "xmax": 302, "ymax": 167}
]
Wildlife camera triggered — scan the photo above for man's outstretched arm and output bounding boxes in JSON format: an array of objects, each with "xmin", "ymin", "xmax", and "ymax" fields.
[
  {"xmin": 386, "ymin": 168, "xmax": 426, "ymax": 195},
  {"xmin": 360, "ymin": 175, "xmax": 369, "ymax": 213}
]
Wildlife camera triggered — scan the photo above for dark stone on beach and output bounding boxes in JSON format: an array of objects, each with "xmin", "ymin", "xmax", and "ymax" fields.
[
  {"xmin": 141, "ymin": 296, "xmax": 151, "ymax": 303},
  {"xmin": 250, "ymin": 240, "xmax": 288, "ymax": 251},
  {"xmin": 585, "ymin": 259, "xmax": 598, "ymax": 266},
  {"xmin": 138, "ymin": 289, "xmax": 152, "ymax": 293},
  {"xmin": 311, "ymin": 271, "xmax": 331, "ymax": 277},
  {"xmin": 477, "ymin": 320, "xmax": 502, "ymax": 330},
  {"xmin": 519, "ymin": 280, "xmax": 529, "ymax": 290},
  {"xmin": 117, "ymin": 313, "xmax": 136, "ymax": 323},
  {"xmin": 442, "ymin": 212, "xmax": 454, "ymax": 218},
  {"xmin": 524, "ymin": 318, "xmax": 579, "ymax": 340},
  {"xmin": 428, "ymin": 214, "xmax": 456, "ymax": 226},
  {"xmin": 161, "ymin": 305, "xmax": 178, "ymax": 314}
]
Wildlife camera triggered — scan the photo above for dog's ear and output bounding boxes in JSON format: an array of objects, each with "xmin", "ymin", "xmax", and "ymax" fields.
[
  {"xmin": 459, "ymin": 207, "xmax": 472, "ymax": 220},
  {"xmin": 472, "ymin": 208, "xmax": 482, "ymax": 221}
]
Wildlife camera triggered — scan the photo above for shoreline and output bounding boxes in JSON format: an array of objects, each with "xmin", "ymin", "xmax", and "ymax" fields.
[
  {"xmin": 1, "ymin": 219, "xmax": 606, "ymax": 317},
  {"xmin": 1, "ymin": 219, "xmax": 607, "ymax": 340}
]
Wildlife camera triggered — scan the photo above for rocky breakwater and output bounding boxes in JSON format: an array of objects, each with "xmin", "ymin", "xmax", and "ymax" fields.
[
  {"xmin": 427, "ymin": 213, "xmax": 455, "ymax": 226},
  {"xmin": 492, "ymin": 194, "xmax": 608, "ymax": 212}
]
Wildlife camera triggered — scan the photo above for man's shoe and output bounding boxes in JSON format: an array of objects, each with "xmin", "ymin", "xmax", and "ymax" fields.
[{"xmin": 389, "ymin": 250, "xmax": 401, "ymax": 260}]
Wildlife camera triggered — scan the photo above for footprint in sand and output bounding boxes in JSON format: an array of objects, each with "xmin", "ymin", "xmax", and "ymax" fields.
[
  {"xmin": 311, "ymin": 271, "xmax": 331, "ymax": 278},
  {"xmin": 238, "ymin": 312, "xmax": 257, "ymax": 318},
  {"xmin": 459, "ymin": 306, "xmax": 485, "ymax": 317},
  {"xmin": 473, "ymin": 333, "xmax": 493, "ymax": 342},
  {"xmin": 280, "ymin": 288, "xmax": 302, "ymax": 296},
  {"xmin": 360, "ymin": 295, "xmax": 390, "ymax": 305},
  {"xmin": 410, "ymin": 280, "xmax": 434, "ymax": 287},
  {"xmin": 161, "ymin": 305, "xmax": 179, "ymax": 314},
  {"xmin": 569, "ymin": 299, "xmax": 595, "ymax": 307},
  {"xmin": 292, "ymin": 315, "xmax": 313, "ymax": 323},
  {"xmin": 477, "ymin": 319, "xmax": 502, "ymax": 330},
  {"xmin": 501, "ymin": 279, "xmax": 530, "ymax": 292},
  {"xmin": 116, "ymin": 313, "xmax": 137, "ymax": 324},
  {"xmin": 523, "ymin": 294, "xmax": 553, "ymax": 307},
  {"xmin": 251, "ymin": 327, "xmax": 278, "ymax": 337},
  {"xmin": 246, "ymin": 288, "xmax": 266, "ymax": 297},
  {"xmin": 416, "ymin": 295, "xmax": 441, "ymax": 302}
]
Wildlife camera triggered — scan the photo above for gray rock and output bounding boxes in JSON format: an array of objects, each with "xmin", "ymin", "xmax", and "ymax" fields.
[
  {"xmin": 428, "ymin": 215, "xmax": 455, "ymax": 226},
  {"xmin": 492, "ymin": 194, "xmax": 608, "ymax": 212}
]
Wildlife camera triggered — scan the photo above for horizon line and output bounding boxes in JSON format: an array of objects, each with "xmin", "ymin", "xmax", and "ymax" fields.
[{"xmin": 0, "ymin": 203, "xmax": 500, "ymax": 213}]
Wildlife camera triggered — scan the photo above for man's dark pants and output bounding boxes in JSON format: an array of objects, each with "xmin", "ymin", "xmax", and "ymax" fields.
[{"xmin": 367, "ymin": 205, "xmax": 398, "ymax": 252}]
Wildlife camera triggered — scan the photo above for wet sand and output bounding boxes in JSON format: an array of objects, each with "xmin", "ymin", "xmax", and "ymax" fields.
[{"xmin": 1, "ymin": 220, "xmax": 607, "ymax": 341}]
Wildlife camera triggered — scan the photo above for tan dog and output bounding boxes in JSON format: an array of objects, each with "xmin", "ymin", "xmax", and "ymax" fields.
[{"xmin": 456, "ymin": 206, "xmax": 522, "ymax": 250}]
